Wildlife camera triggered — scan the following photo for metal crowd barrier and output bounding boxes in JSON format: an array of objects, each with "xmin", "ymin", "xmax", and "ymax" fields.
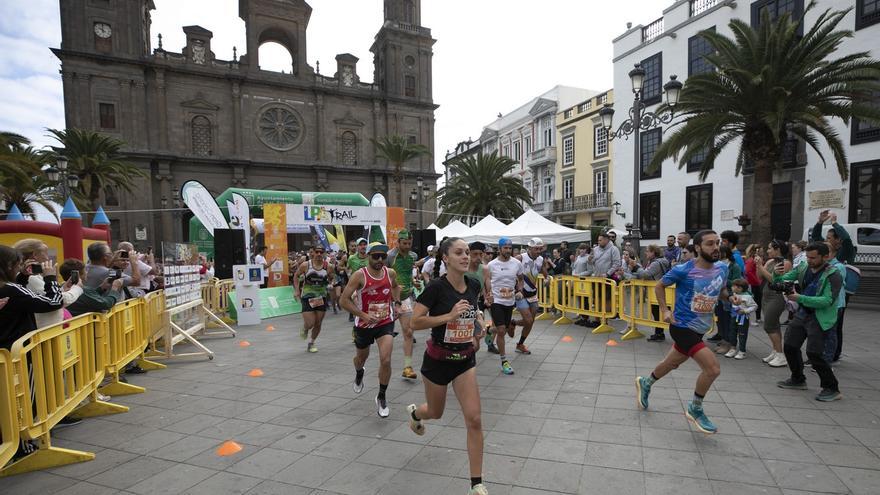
[
  {"xmin": 617, "ymin": 279, "xmax": 675, "ymax": 341},
  {"xmin": 556, "ymin": 276, "xmax": 618, "ymax": 334},
  {"xmin": 535, "ymin": 275, "xmax": 555, "ymax": 321},
  {"xmin": 0, "ymin": 349, "xmax": 18, "ymax": 470}
]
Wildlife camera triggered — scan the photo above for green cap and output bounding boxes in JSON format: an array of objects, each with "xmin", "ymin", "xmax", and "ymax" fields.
[{"xmin": 397, "ymin": 229, "xmax": 411, "ymax": 240}]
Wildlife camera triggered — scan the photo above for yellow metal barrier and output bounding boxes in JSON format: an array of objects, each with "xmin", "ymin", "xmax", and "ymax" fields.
[
  {"xmin": 215, "ymin": 279, "xmax": 234, "ymax": 319},
  {"xmin": 138, "ymin": 292, "xmax": 168, "ymax": 372},
  {"xmin": 0, "ymin": 349, "xmax": 18, "ymax": 470},
  {"xmin": 535, "ymin": 274, "xmax": 555, "ymax": 321},
  {"xmin": 98, "ymin": 299, "xmax": 162, "ymax": 396},
  {"xmin": 617, "ymin": 279, "xmax": 675, "ymax": 341},
  {"xmin": 2, "ymin": 314, "xmax": 127, "ymax": 477},
  {"xmin": 553, "ymin": 276, "xmax": 618, "ymax": 334}
]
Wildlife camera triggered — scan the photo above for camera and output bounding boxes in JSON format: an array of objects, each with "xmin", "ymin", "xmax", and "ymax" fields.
[
  {"xmin": 769, "ymin": 280, "xmax": 799, "ymax": 295},
  {"xmin": 30, "ymin": 263, "xmax": 43, "ymax": 275},
  {"xmin": 111, "ymin": 269, "xmax": 123, "ymax": 280}
]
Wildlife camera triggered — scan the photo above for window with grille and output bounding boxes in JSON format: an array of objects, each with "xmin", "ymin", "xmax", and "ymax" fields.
[
  {"xmin": 563, "ymin": 135, "xmax": 575, "ymax": 166},
  {"xmin": 564, "ymin": 109, "xmax": 573, "ymax": 119},
  {"xmin": 751, "ymin": 0, "xmax": 804, "ymax": 34},
  {"xmin": 563, "ymin": 177, "xmax": 574, "ymax": 200},
  {"xmin": 687, "ymin": 145, "xmax": 712, "ymax": 173},
  {"xmin": 405, "ymin": 75, "xmax": 416, "ymax": 97},
  {"xmin": 640, "ymin": 53, "xmax": 662, "ymax": 105},
  {"xmin": 688, "ymin": 27, "xmax": 715, "ymax": 76},
  {"xmin": 578, "ymin": 102, "xmax": 591, "ymax": 113},
  {"xmin": 598, "ymin": 93, "xmax": 608, "ymax": 105},
  {"xmin": 640, "ymin": 128, "xmax": 662, "ymax": 180},
  {"xmin": 640, "ymin": 192, "xmax": 661, "ymax": 239},
  {"xmin": 191, "ymin": 116, "xmax": 212, "ymax": 156},
  {"xmin": 594, "ymin": 169, "xmax": 608, "ymax": 195},
  {"xmin": 852, "ymin": 92, "xmax": 880, "ymax": 145},
  {"xmin": 341, "ymin": 131, "xmax": 358, "ymax": 165},
  {"xmin": 594, "ymin": 125, "xmax": 608, "ymax": 158},
  {"xmin": 850, "ymin": 160, "xmax": 880, "ymax": 223},
  {"xmin": 99, "ymin": 103, "xmax": 116, "ymax": 129},
  {"xmin": 857, "ymin": 0, "xmax": 880, "ymax": 30},
  {"xmin": 685, "ymin": 184, "xmax": 713, "ymax": 234}
]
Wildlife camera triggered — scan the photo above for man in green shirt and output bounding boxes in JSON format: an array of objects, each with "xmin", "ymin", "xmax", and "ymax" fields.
[
  {"xmin": 60, "ymin": 259, "xmax": 124, "ymax": 316},
  {"xmin": 386, "ymin": 230, "xmax": 419, "ymax": 380}
]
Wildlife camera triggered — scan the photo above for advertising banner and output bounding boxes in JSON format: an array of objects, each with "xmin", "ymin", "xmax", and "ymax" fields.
[
  {"xmin": 232, "ymin": 264, "xmax": 262, "ymax": 326},
  {"xmin": 227, "ymin": 193, "xmax": 252, "ymax": 261},
  {"xmin": 180, "ymin": 180, "xmax": 227, "ymax": 236},
  {"xmin": 286, "ymin": 204, "xmax": 387, "ymax": 226},
  {"xmin": 228, "ymin": 286, "xmax": 301, "ymax": 319},
  {"xmin": 385, "ymin": 207, "xmax": 405, "ymax": 248},
  {"xmin": 263, "ymin": 203, "xmax": 289, "ymax": 288}
]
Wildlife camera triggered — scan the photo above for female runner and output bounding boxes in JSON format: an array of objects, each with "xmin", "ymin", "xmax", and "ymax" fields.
[{"xmin": 293, "ymin": 246, "xmax": 334, "ymax": 352}]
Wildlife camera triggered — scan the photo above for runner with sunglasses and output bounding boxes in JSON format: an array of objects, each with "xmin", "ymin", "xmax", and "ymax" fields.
[
  {"xmin": 340, "ymin": 242, "xmax": 401, "ymax": 417},
  {"xmin": 408, "ymin": 237, "xmax": 489, "ymax": 495},
  {"xmin": 293, "ymin": 246, "xmax": 335, "ymax": 353}
]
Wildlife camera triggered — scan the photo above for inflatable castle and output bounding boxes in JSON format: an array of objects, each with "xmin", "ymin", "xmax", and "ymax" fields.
[{"xmin": 0, "ymin": 199, "xmax": 111, "ymax": 261}]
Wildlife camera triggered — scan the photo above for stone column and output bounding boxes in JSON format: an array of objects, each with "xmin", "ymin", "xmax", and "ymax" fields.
[
  {"xmin": 155, "ymin": 162, "xmax": 174, "ymax": 243},
  {"xmin": 155, "ymin": 69, "xmax": 168, "ymax": 150},
  {"xmin": 315, "ymin": 93, "xmax": 325, "ymax": 163},
  {"xmin": 231, "ymin": 80, "xmax": 242, "ymax": 155},
  {"xmin": 61, "ymin": 70, "xmax": 76, "ymax": 129},
  {"xmin": 78, "ymin": 73, "xmax": 92, "ymax": 128},
  {"xmin": 132, "ymin": 79, "xmax": 147, "ymax": 149}
]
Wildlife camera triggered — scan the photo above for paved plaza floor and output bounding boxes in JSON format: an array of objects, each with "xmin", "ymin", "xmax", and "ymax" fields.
[{"xmin": 5, "ymin": 307, "xmax": 880, "ymax": 494}]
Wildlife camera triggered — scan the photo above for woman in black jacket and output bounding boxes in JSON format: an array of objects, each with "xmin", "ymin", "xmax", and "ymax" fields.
[{"xmin": 0, "ymin": 245, "xmax": 64, "ymax": 350}]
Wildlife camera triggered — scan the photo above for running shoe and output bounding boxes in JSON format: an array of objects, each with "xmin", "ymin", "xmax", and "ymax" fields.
[
  {"xmin": 762, "ymin": 351, "xmax": 776, "ymax": 363},
  {"xmin": 468, "ymin": 484, "xmax": 489, "ymax": 495},
  {"xmin": 375, "ymin": 396, "xmax": 390, "ymax": 418},
  {"xmin": 353, "ymin": 368, "xmax": 365, "ymax": 394},
  {"xmin": 635, "ymin": 376, "xmax": 652, "ymax": 410},
  {"xmin": 815, "ymin": 389, "xmax": 842, "ymax": 402},
  {"xmin": 401, "ymin": 366, "xmax": 418, "ymax": 380},
  {"xmin": 501, "ymin": 360, "xmax": 514, "ymax": 375},
  {"xmin": 768, "ymin": 355, "xmax": 788, "ymax": 368},
  {"xmin": 776, "ymin": 378, "xmax": 807, "ymax": 390},
  {"xmin": 484, "ymin": 330, "xmax": 493, "ymax": 347},
  {"xmin": 686, "ymin": 402, "xmax": 717, "ymax": 434},
  {"xmin": 486, "ymin": 342, "xmax": 499, "ymax": 354},
  {"xmin": 724, "ymin": 348, "xmax": 737, "ymax": 358},
  {"xmin": 300, "ymin": 326, "xmax": 308, "ymax": 340},
  {"xmin": 307, "ymin": 342, "xmax": 318, "ymax": 353},
  {"xmin": 515, "ymin": 343, "xmax": 531, "ymax": 355},
  {"xmin": 734, "ymin": 351, "xmax": 746, "ymax": 360},
  {"xmin": 406, "ymin": 403, "xmax": 425, "ymax": 435}
]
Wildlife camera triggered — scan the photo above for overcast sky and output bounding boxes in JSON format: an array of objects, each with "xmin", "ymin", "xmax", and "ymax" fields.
[{"xmin": 0, "ymin": 0, "xmax": 665, "ymax": 174}]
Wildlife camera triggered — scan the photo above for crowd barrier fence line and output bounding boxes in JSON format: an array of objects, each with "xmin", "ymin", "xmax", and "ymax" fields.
[
  {"xmin": 98, "ymin": 299, "xmax": 164, "ymax": 397},
  {"xmin": 0, "ymin": 349, "xmax": 18, "ymax": 470},
  {"xmin": 549, "ymin": 276, "xmax": 618, "ymax": 334},
  {"xmin": 616, "ymin": 279, "xmax": 676, "ymax": 341},
  {"xmin": 535, "ymin": 275, "xmax": 555, "ymax": 321}
]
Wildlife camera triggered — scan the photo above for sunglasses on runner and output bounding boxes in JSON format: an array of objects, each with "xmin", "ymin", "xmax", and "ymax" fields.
[{"xmin": 370, "ymin": 253, "xmax": 387, "ymax": 260}]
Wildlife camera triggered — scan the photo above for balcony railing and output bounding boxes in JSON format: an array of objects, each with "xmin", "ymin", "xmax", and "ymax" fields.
[
  {"xmin": 553, "ymin": 192, "xmax": 613, "ymax": 214},
  {"xmin": 530, "ymin": 201, "xmax": 552, "ymax": 215},
  {"xmin": 524, "ymin": 146, "xmax": 556, "ymax": 167},
  {"xmin": 690, "ymin": 0, "xmax": 720, "ymax": 17},
  {"xmin": 641, "ymin": 17, "xmax": 664, "ymax": 43}
]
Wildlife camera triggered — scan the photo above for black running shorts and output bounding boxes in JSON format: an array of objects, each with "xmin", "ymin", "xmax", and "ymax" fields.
[
  {"xmin": 490, "ymin": 303, "xmax": 514, "ymax": 329},
  {"xmin": 669, "ymin": 325, "xmax": 707, "ymax": 357},
  {"xmin": 354, "ymin": 322, "xmax": 395, "ymax": 349},
  {"xmin": 421, "ymin": 351, "xmax": 476, "ymax": 386},
  {"xmin": 301, "ymin": 295, "xmax": 327, "ymax": 312}
]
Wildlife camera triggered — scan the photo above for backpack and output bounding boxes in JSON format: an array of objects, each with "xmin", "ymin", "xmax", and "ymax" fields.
[{"xmin": 843, "ymin": 264, "xmax": 861, "ymax": 295}]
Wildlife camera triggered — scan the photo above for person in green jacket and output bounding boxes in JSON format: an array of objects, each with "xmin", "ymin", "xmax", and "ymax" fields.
[
  {"xmin": 810, "ymin": 210, "xmax": 856, "ymax": 264},
  {"xmin": 60, "ymin": 259, "xmax": 124, "ymax": 316},
  {"xmin": 774, "ymin": 242, "xmax": 843, "ymax": 402}
]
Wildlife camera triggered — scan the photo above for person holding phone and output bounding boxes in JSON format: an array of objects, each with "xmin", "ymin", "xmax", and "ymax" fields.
[
  {"xmin": 60, "ymin": 259, "xmax": 125, "ymax": 316},
  {"xmin": 84, "ymin": 242, "xmax": 134, "ymax": 299},
  {"xmin": 408, "ymin": 237, "xmax": 488, "ymax": 495},
  {"xmin": 0, "ymin": 245, "xmax": 64, "ymax": 351},
  {"xmin": 12, "ymin": 238, "xmax": 82, "ymax": 328}
]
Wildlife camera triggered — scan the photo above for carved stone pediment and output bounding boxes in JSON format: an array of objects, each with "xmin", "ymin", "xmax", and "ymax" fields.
[
  {"xmin": 529, "ymin": 98, "xmax": 555, "ymax": 116},
  {"xmin": 333, "ymin": 112, "xmax": 364, "ymax": 128},
  {"xmin": 181, "ymin": 93, "xmax": 220, "ymax": 111}
]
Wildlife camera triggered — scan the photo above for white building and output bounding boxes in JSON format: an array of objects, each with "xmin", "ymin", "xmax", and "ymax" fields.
[
  {"xmin": 610, "ymin": 0, "xmax": 879, "ymax": 244},
  {"xmin": 478, "ymin": 86, "xmax": 598, "ymax": 218}
]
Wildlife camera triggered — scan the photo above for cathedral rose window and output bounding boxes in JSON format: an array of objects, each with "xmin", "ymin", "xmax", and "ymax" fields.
[{"xmin": 257, "ymin": 106, "xmax": 303, "ymax": 151}]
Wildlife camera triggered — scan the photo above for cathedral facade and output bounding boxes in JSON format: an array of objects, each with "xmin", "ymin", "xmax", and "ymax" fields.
[{"xmin": 54, "ymin": 0, "xmax": 437, "ymax": 247}]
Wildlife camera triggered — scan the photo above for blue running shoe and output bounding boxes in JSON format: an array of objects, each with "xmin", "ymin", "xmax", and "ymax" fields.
[
  {"xmin": 686, "ymin": 401, "xmax": 717, "ymax": 434},
  {"xmin": 635, "ymin": 376, "xmax": 652, "ymax": 410}
]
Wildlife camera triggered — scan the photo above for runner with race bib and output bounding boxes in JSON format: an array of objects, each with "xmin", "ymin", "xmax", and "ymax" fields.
[
  {"xmin": 293, "ymin": 246, "xmax": 334, "ymax": 353},
  {"xmin": 386, "ymin": 230, "xmax": 421, "ymax": 380},
  {"xmin": 483, "ymin": 237, "xmax": 523, "ymax": 375}
]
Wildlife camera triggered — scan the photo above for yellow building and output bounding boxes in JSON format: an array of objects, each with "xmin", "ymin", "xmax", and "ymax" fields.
[{"xmin": 554, "ymin": 90, "xmax": 614, "ymax": 229}]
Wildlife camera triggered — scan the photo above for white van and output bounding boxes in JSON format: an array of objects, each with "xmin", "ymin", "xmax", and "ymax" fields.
[{"xmin": 802, "ymin": 223, "xmax": 880, "ymax": 263}]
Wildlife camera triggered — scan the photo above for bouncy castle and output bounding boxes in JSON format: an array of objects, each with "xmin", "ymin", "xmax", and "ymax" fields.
[{"xmin": 0, "ymin": 199, "xmax": 111, "ymax": 261}]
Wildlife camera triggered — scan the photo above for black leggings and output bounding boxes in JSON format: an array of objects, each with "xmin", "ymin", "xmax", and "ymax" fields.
[{"xmin": 750, "ymin": 284, "xmax": 763, "ymax": 320}]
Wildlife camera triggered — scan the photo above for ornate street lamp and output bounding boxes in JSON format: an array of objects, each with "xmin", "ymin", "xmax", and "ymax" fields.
[{"xmin": 600, "ymin": 64, "xmax": 684, "ymax": 252}]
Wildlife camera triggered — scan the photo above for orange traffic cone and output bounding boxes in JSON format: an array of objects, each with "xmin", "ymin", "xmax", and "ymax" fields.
[
  {"xmin": 248, "ymin": 369, "xmax": 264, "ymax": 377},
  {"xmin": 238, "ymin": 341, "xmax": 251, "ymax": 347},
  {"xmin": 606, "ymin": 339, "xmax": 618, "ymax": 346},
  {"xmin": 561, "ymin": 336, "xmax": 574, "ymax": 343},
  {"xmin": 216, "ymin": 440, "xmax": 243, "ymax": 456},
  {"xmin": 266, "ymin": 325, "xmax": 275, "ymax": 332}
]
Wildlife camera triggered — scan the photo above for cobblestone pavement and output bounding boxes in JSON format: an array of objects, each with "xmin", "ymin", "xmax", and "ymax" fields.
[{"xmin": 6, "ymin": 307, "xmax": 880, "ymax": 494}]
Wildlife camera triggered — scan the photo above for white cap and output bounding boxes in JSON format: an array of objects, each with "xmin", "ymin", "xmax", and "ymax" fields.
[
  {"xmin": 427, "ymin": 245, "xmax": 435, "ymax": 252},
  {"xmin": 528, "ymin": 237, "xmax": 544, "ymax": 248}
]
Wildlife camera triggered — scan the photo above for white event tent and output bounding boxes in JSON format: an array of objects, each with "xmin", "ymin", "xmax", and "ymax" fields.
[
  {"xmin": 458, "ymin": 209, "xmax": 590, "ymax": 245},
  {"xmin": 436, "ymin": 219, "xmax": 473, "ymax": 239}
]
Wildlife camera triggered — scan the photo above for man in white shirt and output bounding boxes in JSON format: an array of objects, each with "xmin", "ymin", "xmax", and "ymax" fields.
[
  {"xmin": 254, "ymin": 245, "xmax": 277, "ymax": 289},
  {"xmin": 483, "ymin": 237, "xmax": 523, "ymax": 376},
  {"xmin": 119, "ymin": 241, "xmax": 155, "ymax": 296}
]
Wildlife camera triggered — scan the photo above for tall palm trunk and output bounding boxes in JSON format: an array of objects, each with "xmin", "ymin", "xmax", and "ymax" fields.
[{"xmin": 751, "ymin": 160, "xmax": 775, "ymax": 245}]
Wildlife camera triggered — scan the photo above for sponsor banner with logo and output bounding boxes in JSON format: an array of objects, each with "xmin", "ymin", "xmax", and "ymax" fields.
[
  {"xmin": 385, "ymin": 207, "xmax": 405, "ymax": 248},
  {"xmin": 180, "ymin": 180, "xmax": 227, "ymax": 236},
  {"xmin": 263, "ymin": 203, "xmax": 289, "ymax": 288},
  {"xmin": 227, "ymin": 192, "xmax": 252, "ymax": 261},
  {"xmin": 287, "ymin": 204, "xmax": 386, "ymax": 226}
]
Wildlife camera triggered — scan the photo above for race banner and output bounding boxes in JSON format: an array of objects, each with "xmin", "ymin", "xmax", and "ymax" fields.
[
  {"xmin": 180, "ymin": 180, "xmax": 226, "ymax": 236},
  {"xmin": 386, "ymin": 207, "xmax": 405, "ymax": 248},
  {"xmin": 263, "ymin": 203, "xmax": 289, "ymax": 288},
  {"xmin": 227, "ymin": 192, "xmax": 252, "ymax": 261},
  {"xmin": 286, "ymin": 204, "xmax": 386, "ymax": 226}
]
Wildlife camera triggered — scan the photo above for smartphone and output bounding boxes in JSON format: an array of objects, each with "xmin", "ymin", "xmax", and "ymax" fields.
[
  {"xmin": 112, "ymin": 269, "xmax": 123, "ymax": 280},
  {"xmin": 69, "ymin": 270, "xmax": 79, "ymax": 285},
  {"xmin": 119, "ymin": 251, "xmax": 130, "ymax": 259},
  {"xmin": 30, "ymin": 263, "xmax": 43, "ymax": 275},
  {"xmin": 773, "ymin": 256, "xmax": 785, "ymax": 264}
]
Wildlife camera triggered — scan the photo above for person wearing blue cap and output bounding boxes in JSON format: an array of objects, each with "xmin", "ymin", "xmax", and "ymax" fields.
[{"xmin": 484, "ymin": 237, "xmax": 523, "ymax": 375}]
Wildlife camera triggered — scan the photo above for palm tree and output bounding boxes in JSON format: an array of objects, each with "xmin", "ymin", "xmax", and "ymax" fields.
[
  {"xmin": 0, "ymin": 132, "xmax": 57, "ymax": 218},
  {"xmin": 437, "ymin": 151, "xmax": 532, "ymax": 226},
  {"xmin": 47, "ymin": 128, "xmax": 146, "ymax": 216},
  {"xmin": 371, "ymin": 135, "xmax": 430, "ymax": 207},
  {"xmin": 649, "ymin": 2, "xmax": 880, "ymax": 243}
]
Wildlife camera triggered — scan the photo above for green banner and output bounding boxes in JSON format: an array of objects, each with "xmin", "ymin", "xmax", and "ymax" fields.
[{"xmin": 228, "ymin": 286, "xmax": 301, "ymax": 320}]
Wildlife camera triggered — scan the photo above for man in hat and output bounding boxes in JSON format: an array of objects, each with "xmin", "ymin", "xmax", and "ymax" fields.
[
  {"xmin": 340, "ymin": 242, "xmax": 401, "ymax": 418},
  {"xmin": 345, "ymin": 237, "xmax": 370, "ymax": 322},
  {"xmin": 387, "ymin": 230, "xmax": 420, "ymax": 380}
]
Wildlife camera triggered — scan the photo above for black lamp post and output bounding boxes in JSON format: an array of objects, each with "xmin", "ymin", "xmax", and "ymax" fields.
[
  {"xmin": 599, "ymin": 64, "xmax": 683, "ymax": 252},
  {"xmin": 45, "ymin": 156, "xmax": 79, "ymax": 201}
]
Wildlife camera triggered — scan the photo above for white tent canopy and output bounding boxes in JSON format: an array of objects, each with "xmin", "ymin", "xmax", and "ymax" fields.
[
  {"xmin": 459, "ymin": 209, "xmax": 590, "ymax": 245},
  {"xmin": 437, "ymin": 219, "xmax": 473, "ymax": 239}
]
